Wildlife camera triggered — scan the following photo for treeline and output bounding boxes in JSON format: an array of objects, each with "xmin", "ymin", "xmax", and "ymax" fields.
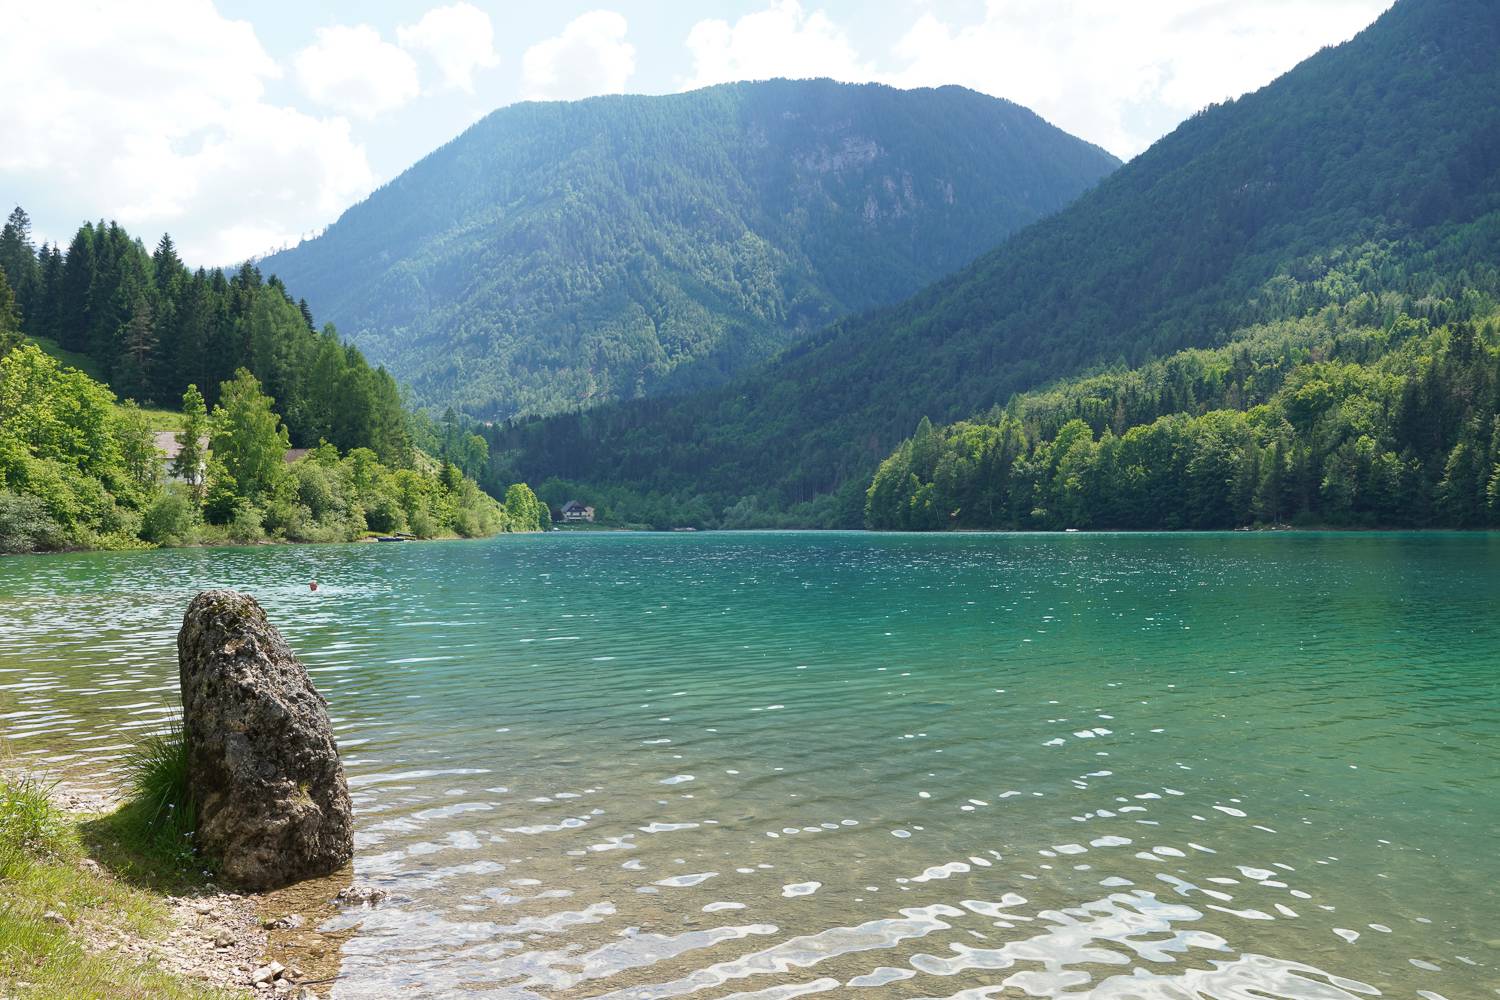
[
  {"xmin": 867, "ymin": 305, "xmax": 1500, "ymax": 530},
  {"xmin": 0, "ymin": 207, "xmax": 409, "ymax": 464},
  {"xmin": 0, "ymin": 205, "xmax": 547, "ymax": 552},
  {"xmin": 0, "ymin": 345, "xmax": 547, "ymax": 552}
]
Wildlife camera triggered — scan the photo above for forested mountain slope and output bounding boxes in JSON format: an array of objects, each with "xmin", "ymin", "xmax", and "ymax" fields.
[
  {"xmin": 489, "ymin": 0, "xmax": 1500, "ymax": 527},
  {"xmin": 867, "ymin": 289, "xmax": 1500, "ymax": 531},
  {"xmin": 260, "ymin": 79, "xmax": 1119, "ymax": 419}
]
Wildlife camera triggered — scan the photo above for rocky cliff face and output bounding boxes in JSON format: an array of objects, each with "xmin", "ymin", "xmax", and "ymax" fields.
[{"xmin": 178, "ymin": 591, "xmax": 353, "ymax": 890}]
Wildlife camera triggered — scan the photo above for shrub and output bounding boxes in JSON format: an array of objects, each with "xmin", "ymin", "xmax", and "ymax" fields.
[
  {"xmin": 0, "ymin": 489, "xmax": 65, "ymax": 552},
  {"xmin": 228, "ymin": 502, "xmax": 264, "ymax": 543},
  {"xmin": 202, "ymin": 458, "xmax": 240, "ymax": 525},
  {"xmin": 140, "ymin": 486, "xmax": 197, "ymax": 545},
  {"xmin": 294, "ymin": 462, "xmax": 346, "ymax": 522},
  {"xmin": 453, "ymin": 508, "xmax": 483, "ymax": 538},
  {"xmin": 257, "ymin": 496, "xmax": 301, "ymax": 537},
  {"xmin": 410, "ymin": 508, "xmax": 439, "ymax": 539},
  {"xmin": 363, "ymin": 492, "xmax": 407, "ymax": 533}
]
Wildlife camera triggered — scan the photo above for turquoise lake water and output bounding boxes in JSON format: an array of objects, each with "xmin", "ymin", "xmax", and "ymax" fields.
[{"xmin": 1, "ymin": 531, "xmax": 1497, "ymax": 999}]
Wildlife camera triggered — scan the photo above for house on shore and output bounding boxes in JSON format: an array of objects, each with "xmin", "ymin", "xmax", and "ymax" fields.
[
  {"xmin": 153, "ymin": 431, "xmax": 207, "ymax": 483},
  {"xmin": 152, "ymin": 433, "xmax": 316, "ymax": 482},
  {"xmin": 558, "ymin": 500, "xmax": 595, "ymax": 523}
]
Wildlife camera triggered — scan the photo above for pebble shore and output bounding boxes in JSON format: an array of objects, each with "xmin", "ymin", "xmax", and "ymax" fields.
[{"xmin": 14, "ymin": 778, "xmax": 349, "ymax": 998}]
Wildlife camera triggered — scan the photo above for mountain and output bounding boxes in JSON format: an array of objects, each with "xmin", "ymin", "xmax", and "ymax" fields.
[
  {"xmin": 259, "ymin": 80, "xmax": 1119, "ymax": 419},
  {"xmin": 487, "ymin": 0, "xmax": 1500, "ymax": 528}
]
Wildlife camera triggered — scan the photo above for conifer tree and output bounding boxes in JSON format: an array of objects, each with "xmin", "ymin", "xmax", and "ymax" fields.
[
  {"xmin": 0, "ymin": 267, "xmax": 21, "ymax": 355},
  {"xmin": 173, "ymin": 384, "xmax": 210, "ymax": 503},
  {"xmin": 57, "ymin": 223, "xmax": 96, "ymax": 352},
  {"xmin": 115, "ymin": 292, "xmax": 156, "ymax": 400},
  {"xmin": 0, "ymin": 207, "xmax": 39, "ymax": 330},
  {"xmin": 34, "ymin": 244, "xmax": 63, "ymax": 343}
]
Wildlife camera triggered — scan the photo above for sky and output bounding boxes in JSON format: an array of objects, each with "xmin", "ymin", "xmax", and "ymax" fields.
[{"xmin": 0, "ymin": 0, "xmax": 1394, "ymax": 266}]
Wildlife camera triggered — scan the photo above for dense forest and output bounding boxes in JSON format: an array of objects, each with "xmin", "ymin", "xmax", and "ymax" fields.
[
  {"xmin": 486, "ymin": 0, "xmax": 1500, "ymax": 530},
  {"xmin": 0, "ymin": 208, "xmax": 410, "ymax": 463},
  {"xmin": 262, "ymin": 79, "xmax": 1118, "ymax": 420},
  {"xmin": 868, "ymin": 287, "xmax": 1500, "ymax": 530},
  {"xmin": 0, "ymin": 211, "xmax": 546, "ymax": 553}
]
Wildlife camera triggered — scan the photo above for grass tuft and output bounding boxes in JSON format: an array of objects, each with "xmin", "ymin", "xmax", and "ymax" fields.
[
  {"xmin": 123, "ymin": 717, "xmax": 194, "ymax": 831},
  {"xmin": 0, "ymin": 773, "xmax": 67, "ymax": 872},
  {"xmin": 118, "ymin": 715, "xmax": 201, "ymax": 875},
  {"xmin": 0, "ymin": 774, "xmax": 234, "ymax": 999}
]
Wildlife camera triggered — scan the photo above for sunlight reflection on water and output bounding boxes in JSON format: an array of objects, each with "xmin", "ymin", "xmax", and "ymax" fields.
[{"xmin": 1, "ymin": 532, "xmax": 1497, "ymax": 998}]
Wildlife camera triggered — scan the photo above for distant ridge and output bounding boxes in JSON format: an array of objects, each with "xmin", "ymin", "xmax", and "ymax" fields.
[{"xmin": 260, "ymin": 79, "xmax": 1119, "ymax": 419}]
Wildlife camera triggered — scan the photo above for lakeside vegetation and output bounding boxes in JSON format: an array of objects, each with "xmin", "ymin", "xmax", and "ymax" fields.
[
  {"xmin": 0, "ymin": 344, "xmax": 546, "ymax": 553},
  {"xmin": 0, "ymin": 773, "xmax": 232, "ymax": 999},
  {"xmin": 0, "ymin": 210, "xmax": 547, "ymax": 554},
  {"xmin": 868, "ymin": 291, "xmax": 1500, "ymax": 530},
  {"xmin": 0, "ymin": 209, "xmax": 411, "ymax": 460}
]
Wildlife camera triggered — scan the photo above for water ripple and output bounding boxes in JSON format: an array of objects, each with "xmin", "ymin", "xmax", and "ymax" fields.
[{"xmin": 1, "ymin": 531, "xmax": 1496, "ymax": 998}]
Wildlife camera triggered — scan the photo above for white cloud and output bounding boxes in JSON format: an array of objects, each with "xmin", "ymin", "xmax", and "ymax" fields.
[
  {"xmin": 521, "ymin": 11, "xmax": 636, "ymax": 101},
  {"xmin": 886, "ymin": 0, "xmax": 1392, "ymax": 158},
  {"xmin": 682, "ymin": 1, "xmax": 870, "ymax": 89},
  {"xmin": 294, "ymin": 24, "xmax": 421, "ymax": 119},
  {"xmin": 0, "ymin": 0, "xmax": 374, "ymax": 264},
  {"xmin": 397, "ymin": 2, "xmax": 500, "ymax": 93}
]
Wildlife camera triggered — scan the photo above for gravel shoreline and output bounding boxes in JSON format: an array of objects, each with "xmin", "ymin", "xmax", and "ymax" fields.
[{"xmin": 8, "ymin": 774, "xmax": 340, "ymax": 998}]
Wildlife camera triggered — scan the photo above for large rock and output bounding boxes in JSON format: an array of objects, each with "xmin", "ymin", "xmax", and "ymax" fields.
[{"xmin": 178, "ymin": 590, "xmax": 353, "ymax": 889}]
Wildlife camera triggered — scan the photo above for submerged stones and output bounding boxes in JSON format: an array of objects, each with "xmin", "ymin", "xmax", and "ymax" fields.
[
  {"xmin": 179, "ymin": 590, "xmax": 353, "ymax": 890},
  {"xmin": 333, "ymin": 884, "xmax": 388, "ymax": 908}
]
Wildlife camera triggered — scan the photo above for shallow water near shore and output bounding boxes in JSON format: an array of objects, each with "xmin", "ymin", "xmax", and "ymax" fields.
[{"xmin": 2, "ymin": 531, "xmax": 1497, "ymax": 999}]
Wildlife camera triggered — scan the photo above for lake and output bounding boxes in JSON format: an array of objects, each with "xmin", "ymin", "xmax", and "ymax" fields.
[{"xmin": 1, "ymin": 531, "xmax": 1497, "ymax": 999}]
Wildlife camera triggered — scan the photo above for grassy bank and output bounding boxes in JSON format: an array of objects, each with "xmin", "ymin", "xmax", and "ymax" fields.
[{"xmin": 0, "ymin": 775, "xmax": 235, "ymax": 999}]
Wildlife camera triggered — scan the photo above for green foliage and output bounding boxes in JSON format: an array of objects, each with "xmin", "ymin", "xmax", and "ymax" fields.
[
  {"xmin": 226, "ymin": 502, "xmax": 264, "ymax": 544},
  {"xmin": 0, "ymin": 207, "xmax": 38, "ymax": 353},
  {"xmin": 120, "ymin": 718, "xmax": 197, "ymax": 869},
  {"xmin": 502, "ymin": 482, "xmax": 548, "ymax": 532},
  {"xmin": 0, "ymin": 345, "xmax": 148, "ymax": 549},
  {"xmin": 410, "ymin": 409, "xmax": 492, "ymax": 480},
  {"xmin": 2, "ymin": 213, "xmax": 412, "ymax": 467},
  {"xmin": 172, "ymin": 384, "xmax": 208, "ymax": 499},
  {"xmin": 113, "ymin": 399, "xmax": 159, "ymax": 492},
  {"xmin": 492, "ymin": 0, "xmax": 1500, "ymax": 527},
  {"xmin": 409, "ymin": 507, "xmax": 439, "ymax": 539},
  {"xmin": 262, "ymin": 79, "xmax": 1118, "ymax": 421},
  {"xmin": 139, "ymin": 485, "xmax": 197, "ymax": 545},
  {"xmin": 0, "ymin": 490, "xmax": 65, "ymax": 552},
  {"xmin": 200, "ymin": 429, "xmax": 535, "ymax": 544},
  {"xmin": 867, "ymin": 310, "xmax": 1500, "ymax": 530},
  {"xmin": 209, "ymin": 369, "xmax": 289, "ymax": 503},
  {"xmin": 0, "ymin": 344, "xmax": 540, "ymax": 551},
  {"xmin": 0, "ymin": 265, "xmax": 21, "ymax": 356},
  {"xmin": 0, "ymin": 775, "xmax": 66, "ymax": 879}
]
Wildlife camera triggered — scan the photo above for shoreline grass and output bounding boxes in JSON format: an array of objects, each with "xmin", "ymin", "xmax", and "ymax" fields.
[{"xmin": 0, "ymin": 773, "xmax": 234, "ymax": 999}]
